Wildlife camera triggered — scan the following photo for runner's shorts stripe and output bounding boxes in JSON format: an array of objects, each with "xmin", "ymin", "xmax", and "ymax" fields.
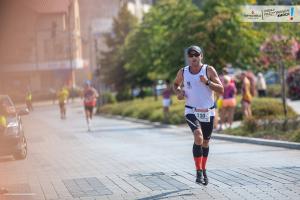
[{"xmin": 185, "ymin": 114, "xmax": 214, "ymax": 140}]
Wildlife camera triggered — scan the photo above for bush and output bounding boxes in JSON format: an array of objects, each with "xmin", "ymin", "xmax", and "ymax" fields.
[
  {"xmin": 266, "ymin": 84, "xmax": 281, "ymax": 98},
  {"xmin": 291, "ymin": 131, "xmax": 300, "ymax": 142},
  {"xmin": 98, "ymin": 104, "xmax": 114, "ymax": 114},
  {"xmin": 225, "ymin": 116, "xmax": 300, "ymax": 142},
  {"xmin": 169, "ymin": 114, "xmax": 184, "ymax": 124},
  {"xmin": 110, "ymin": 103, "xmax": 130, "ymax": 115},
  {"xmin": 136, "ymin": 105, "xmax": 156, "ymax": 119},
  {"xmin": 135, "ymin": 100, "xmax": 162, "ymax": 119},
  {"xmin": 149, "ymin": 109, "xmax": 163, "ymax": 122},
  {"xmin": 234, "ymin": 97, "xmax": 297, "ymax": 120},
  {"xmin": 252, "ymin": 98, "xmax": 296, "ymax": 118},
  {"xmin": 121, "ymin": 105, "xmax": 136, "ymax": 117},
  {"xmin": 116, "ymin": 90, "xmax": 132, "ymax": 102},
  {"xmin": 99, "ymin": 96, "xmax": 297, "ymax": 125},
  {"xmin": 143, "ymin": 87, "xmax": 154, "ymax": 97},
  {"xmin": 102, "ymin": 92, "xmax": 116, "ymax": 104},
  {"xmin": 243, "ymin": 117, "xmax": 259, "ymax": 132},
  {"xmin": 168, "ymin": 105, "xmax": 185, "ymax": 124}
]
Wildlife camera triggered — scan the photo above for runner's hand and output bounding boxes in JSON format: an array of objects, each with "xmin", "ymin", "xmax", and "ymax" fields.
[
  {"xmin": 200, "ymin": 75, "xmax": 208, "ymax": 84},
  {"xmin": 176, "ymin": 90, "xmax": 185, "ymax": 100}
]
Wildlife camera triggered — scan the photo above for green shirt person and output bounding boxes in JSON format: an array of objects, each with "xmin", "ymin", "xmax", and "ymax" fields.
[
  {"xmin": 25, "ymin": 91, "xmax": 33, "ymax": 111},
  {"xmin": 57, "ymin": 87, "xmax": 69, "ymax": 119},
  {"xmin": 0, "ymin": 104, "xmax": 7, "ymax": 132},
  {"xmin": 26, "ymin": 92, "xmax": 32, "ymax": 101},
  {"xmin": 0, "ymin": 115, "xmax": 6, "ymax": 127},
  {"xmin": 57, "ymin": 88, "xmax": 69, "ymax": 103}
]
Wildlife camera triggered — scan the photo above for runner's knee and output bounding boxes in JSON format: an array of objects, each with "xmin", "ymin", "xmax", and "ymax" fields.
[
  {"xmin": 203, "ymin": 140, "xmax": 209, "ymax": 147},
  {"xmin": 194, "ymin": 129, "xmax": 203, "ymax": 145}
]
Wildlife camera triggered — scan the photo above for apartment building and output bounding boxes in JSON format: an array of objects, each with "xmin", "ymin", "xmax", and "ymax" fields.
[{"xmin": 0, "ymin": 0, "xmax": 83, "ymax": 99}]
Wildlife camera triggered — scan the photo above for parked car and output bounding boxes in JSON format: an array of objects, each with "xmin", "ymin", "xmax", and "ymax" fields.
[
  {"xmin": 0, "ymin": 95, "xmax": 28, "ymax": 160},
  {"xmin": 287, "ymin": 66, "xmax": 300, "ymax": 100},
  {"xmin": 264, "ymin": 70, "xmax": 280, "ymax": 85}
]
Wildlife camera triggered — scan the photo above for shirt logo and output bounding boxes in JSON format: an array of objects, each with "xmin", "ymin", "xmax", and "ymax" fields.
[{"xmin": 187, "ymin": 81, "xmax": 192, "ymax": 89}]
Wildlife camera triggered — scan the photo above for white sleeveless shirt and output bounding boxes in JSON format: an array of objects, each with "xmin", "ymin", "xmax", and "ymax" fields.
[{"xmin": 183, "ymin": 65, "xmax": 215, "ymax": 116}]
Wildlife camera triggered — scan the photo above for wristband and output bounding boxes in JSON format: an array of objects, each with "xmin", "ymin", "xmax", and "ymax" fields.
[{"xmin": 206, "ymin": 80, "xmax": 210, "ymax": 86}]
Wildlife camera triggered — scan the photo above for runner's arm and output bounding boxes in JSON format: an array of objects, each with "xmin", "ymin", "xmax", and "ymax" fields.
[
  {"xmin": 93, "ymin": 88, "xmax": 99, "ymax": 98},
  {"xmin": 207, "ymin": 66, "xmax": 224, "ymax": 95},
  {"xmin": 173, "ymin": 68, "xmax": 185, "ymax": 100}
]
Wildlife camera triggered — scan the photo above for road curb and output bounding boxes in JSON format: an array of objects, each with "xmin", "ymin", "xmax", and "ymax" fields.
[
  {"xmin": 211, "ymin": 133, "xmax": 300, "ymax": 150},
  {"xmin": 102, "ymin": 114, "xmax": 178, "ymax": 129},
  {"xmin": 99, "ymin": 114, "xmax": 300, "ymax": 150}
]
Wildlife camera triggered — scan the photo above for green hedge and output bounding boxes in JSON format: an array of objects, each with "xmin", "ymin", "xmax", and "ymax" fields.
[
  {"xmin": 233, "ymin": 97, "xmax": 297, "ymax": 120},
  {"xmin": 266, "ymin": 84, "xmax": 282, "ymax": 98},
  {"xmin": 99, "ymin": 96, "xmax": 297, "ymax": 124},
  {"xmin": 225, "ymin": 117, "xmax": 300, "ymax": 142},
  {"xmin": 102, "ymin": 92, "xmax": 117, "ymax": 104}
]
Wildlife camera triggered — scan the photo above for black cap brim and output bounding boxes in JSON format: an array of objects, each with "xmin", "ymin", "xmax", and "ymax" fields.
[{"xmin": 187, "ymin": 45, "xmax": 202, "ymax": 54}]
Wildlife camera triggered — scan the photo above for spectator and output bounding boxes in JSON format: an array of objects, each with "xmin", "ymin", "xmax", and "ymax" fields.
[
  {"xmin": 257, "ymin": 72, "xmax": 267, "ymax": 97},
  {"xmin": 215, "ymin": 68, "xmax": 228, "ymax": 131},
  {"xmin": 221, "ymin": 75, "xmax": 237, "ymax": 129},
  {"xmin": 241, "ymin": 72, "xmax": 253, "ymax": 119},
  {"xmin": 57, "ymin": 86, "xmax": 69, "ymax": 119},
  {"xmin": 25, "ymin": 90, "xmax": 33, "ymax": 111},
  {"xmin": 0, "ymin": 99, "xmax": 8, "ymax": 133}
]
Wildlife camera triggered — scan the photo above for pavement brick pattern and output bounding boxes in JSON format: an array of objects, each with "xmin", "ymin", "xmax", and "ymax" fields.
[{"xmin": 0, "ymin": 102, "xmax": 300, "ymax": 200}]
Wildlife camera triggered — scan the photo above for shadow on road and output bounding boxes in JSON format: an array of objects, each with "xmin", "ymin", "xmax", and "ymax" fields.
[{"xmin": 137, "ymin": 189, "xmax": 193, "ymax": 200}]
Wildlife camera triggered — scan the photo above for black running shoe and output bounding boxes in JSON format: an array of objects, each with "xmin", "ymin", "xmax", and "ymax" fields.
[
  {"xmin": 202, "ymin": 169, "xmax": 208, "ymax": 185},
  {"xmin": 196, "ymin": 170, "xmax": 203, "ymax": 184}
]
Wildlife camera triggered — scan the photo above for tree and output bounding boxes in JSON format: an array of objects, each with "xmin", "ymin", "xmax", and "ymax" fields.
[
  {"xmin": 99, "ymin": 3, "xmax": 138, "ymax": 92},
  {"xmin": 255, "ymin": 0, "xmax": 300, "ymax": 120},
  {"xmin": 260, "ymin": 35, "xmax": 299, "ymax": 69},
  {"xmin": 197, "ymin": 0, "xmax": 264, "ymax": 70},
  {"xmin": 124, "ymin": 0, "xmax": 265, "ymax": 85},
  {"xmin": 123, "ymin": 0, "xmax": 203, "ymax": 82}
]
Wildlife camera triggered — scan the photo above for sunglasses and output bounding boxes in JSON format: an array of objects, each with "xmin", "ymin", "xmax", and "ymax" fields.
[{"xmin": 188, "ymin": 53, "xmax": 200, "ymax": 58}]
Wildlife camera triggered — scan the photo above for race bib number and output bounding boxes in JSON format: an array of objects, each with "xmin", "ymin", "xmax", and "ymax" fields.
[{"xmin": 194, "ymin": 111, "xmax": 210, "ymax": 122}]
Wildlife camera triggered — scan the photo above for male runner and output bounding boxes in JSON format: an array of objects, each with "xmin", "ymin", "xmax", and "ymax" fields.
[{"xmin": 173, "ymin": 45, "xmax": 223, "ymax": 185}]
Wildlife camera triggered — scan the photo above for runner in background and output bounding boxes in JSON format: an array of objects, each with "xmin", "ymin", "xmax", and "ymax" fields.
[
  {"xmin": 83, "ymin": 81, "xmax": 99, "ymax": 131},
  {"xmin": 57, "ymin": 86, "xmax": 69, "ymax": 119}
]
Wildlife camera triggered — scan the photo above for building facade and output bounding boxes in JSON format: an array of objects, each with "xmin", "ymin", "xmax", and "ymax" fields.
[
  {"xmin": 0, "ymin": 0, "xmax": 154, "ymax": 100},
  {"xmin": 78, "ymin": 0, "xmax": 154, "ymax": 89},
  {"xmin": 0, "ymin": 0, "xmax": 83, "ymax": 100}
]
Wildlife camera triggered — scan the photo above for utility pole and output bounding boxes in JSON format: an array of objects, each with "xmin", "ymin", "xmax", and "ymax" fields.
[
  {"xmin": 34, "ymin": 19, "xmax": 39, "ymax": 77},
  {"xmin": 68, "ymin": 2, "xmax": 75, "ymax": 101},
  {"xmin": 275, "ymin": 0, "xmax": 288, "ymax": 125},
  {"xmin": 276, "ymin": 26, "xmax": 288, "ymax": 120},
  {"xmin": 88, "ymin": 25, "xmax": 94, "ymax": 81}
]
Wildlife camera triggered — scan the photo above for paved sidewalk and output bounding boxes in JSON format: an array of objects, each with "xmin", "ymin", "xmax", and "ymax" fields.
[
  {"xmin": 0, "ymin": 102, "xmax": 299, "ymax": 200},
  {"xmin": 287, "ymin": 99, "xmax": 300, "ymax": 114}
]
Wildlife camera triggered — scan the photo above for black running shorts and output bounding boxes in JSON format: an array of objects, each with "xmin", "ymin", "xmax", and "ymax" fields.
[
  {"xmin": 84, "ymin": 105, "xmax": 94, "ymax": 113},
  {"xmin": 185, "ymin": 114, "xmax": 214, "ymax": 140}
]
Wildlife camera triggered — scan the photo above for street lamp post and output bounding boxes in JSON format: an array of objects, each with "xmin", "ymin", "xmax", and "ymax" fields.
[
  {"xmin": 275, "ymin": 0, "xmax": 289, "ymax": 127},
  {"xmin": 68, "ymin": 5, "xmax": 75, "ymax": 102}
]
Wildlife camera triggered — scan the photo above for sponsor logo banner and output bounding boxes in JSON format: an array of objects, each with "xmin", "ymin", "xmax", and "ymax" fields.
[{"xmin": 241, "ymin": 5, "xmax": 300, "ymax": 22}]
